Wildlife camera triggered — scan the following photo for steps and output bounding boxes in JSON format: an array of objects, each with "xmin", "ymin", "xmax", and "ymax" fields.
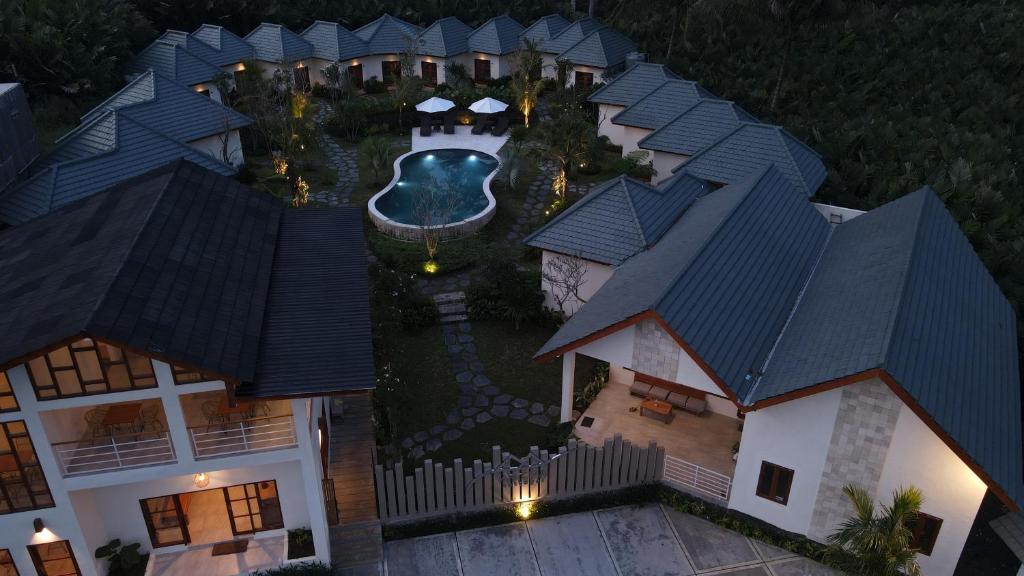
[
  {"xmin": 329, "ymin": 520, "xmax": 383, "ymax": 573},
  {"xmin": 434, "ymin": 291, "xmax": 467, "ymax": 323}
]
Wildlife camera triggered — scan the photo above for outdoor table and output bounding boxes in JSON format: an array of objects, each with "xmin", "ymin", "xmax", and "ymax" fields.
[
  {"xmin": 218, "ymin": 397, "xmax": 255, "ymax": 420},
  {"xmin": 640, "ymin": 399, "xmax": 673, "ymax": 423},
  {"xmin": 101, "ymin": 403, "xmax": 143, "ymax": 435}
]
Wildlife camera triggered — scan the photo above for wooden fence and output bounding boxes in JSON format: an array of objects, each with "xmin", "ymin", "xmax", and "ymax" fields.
[{"xmin": 373, "ymin": 435, "xmax": 664, "ymax": 523}]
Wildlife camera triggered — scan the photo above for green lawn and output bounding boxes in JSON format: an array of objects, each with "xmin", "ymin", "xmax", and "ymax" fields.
[
  {"xmin": 376, "ymin": 325, "xmax": 457, "ymax": 440},
  {"xmin": 471, "ymin": 320, "xmax": 561, "ymax": 406},
  {"xmin": 426, "ymin": 418, "xmax": 557, "ymax": 465}
]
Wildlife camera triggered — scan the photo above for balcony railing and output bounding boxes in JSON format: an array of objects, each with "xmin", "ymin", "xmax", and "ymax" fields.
[
  {"xmin": 662, "ymin": 454, "xmax": 732, "ymax": 501},
  {"xmin": 188, "ymin": 415, "xmax": 297, "ymax": 459},
  {"xmin": 53, "ymin": 432, "xmax": 176, "ymax": 476}
]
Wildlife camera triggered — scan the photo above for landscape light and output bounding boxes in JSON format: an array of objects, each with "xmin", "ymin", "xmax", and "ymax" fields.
[{"xmin": 515, "ymin": 501, "xmax": 534, "ymax": 520}]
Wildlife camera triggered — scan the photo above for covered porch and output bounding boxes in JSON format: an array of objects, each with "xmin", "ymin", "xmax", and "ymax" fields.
[{"xmin": 146, "ymin": 535, "xmax": 287, "ymax": 576}]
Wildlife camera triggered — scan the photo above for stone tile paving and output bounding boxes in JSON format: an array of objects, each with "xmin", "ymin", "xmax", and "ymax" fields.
[
  {"xmin": 312, "ymin": 101, "xmax": 359, "ymax": 207},
  {"xmin": 383, "ymin": 503, "xmax": 842, "ymax": 576}
]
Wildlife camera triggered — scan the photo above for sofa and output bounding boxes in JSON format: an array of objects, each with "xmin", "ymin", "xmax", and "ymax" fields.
[{"xmin": 629, "ymin": 381, "xmax": 707, "ymax": 415}]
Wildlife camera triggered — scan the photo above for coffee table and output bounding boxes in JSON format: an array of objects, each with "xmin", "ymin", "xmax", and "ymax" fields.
[{"xmin": 639, "ymin": 399, "xmax": 673, "ymax": 423}]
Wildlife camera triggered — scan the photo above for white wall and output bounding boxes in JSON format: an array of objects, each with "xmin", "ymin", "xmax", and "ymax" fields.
[
  {"xmin": 674, "ymin": 348, "xmax": 726, "ymax": 398},
  {"xmin": 190, "ymin": 130, "xmax": 245, "ymax": 167},
  {"xmin": 540, "ymin": 250, "xmax": 614, "ymax": 316},
  {"xmin": 565, "ymin": 64, "xmax": 606, "ymax": 87},
  {"xmin": 541, "ymin": 54, "xmax": 558, "ymax": 79},
  {"xmin": 576, "ymin": 324, "xmax": 636, "ymax": 368},
  {"xmin": 811, "ymin": 202, "xmax": 865, "ymax": 224},
  {"xmin": 877, "ymin": 404, "xmax": 987, "ymax": 576},
  {"xmin": 729, "ymin": 388, "xmax": 843, "ymax": 535},
  {"xmin": 353, "ymin": 54, "xmax": 401, "ymax": 84},
  {"xmin": 471, "ymin": 53, "xmax": 515, "ymax": 80},
  {"xmin": 620, "ymin": 125, "xmax": 654, "ymax": 155},
  {"xmin": 191, "ymin": 82, "xmax": 223, "ymax": 103},
  {"xmin": 415, "ymin": 54, "xmax": 474, "ymax": 85},
  {"xmin": 597, "ymin": 104, "xmax": 626, "ymax": 146},
  {"xmin": 649, "ymin": 150, "xmax": 687, "ymax": 184}
]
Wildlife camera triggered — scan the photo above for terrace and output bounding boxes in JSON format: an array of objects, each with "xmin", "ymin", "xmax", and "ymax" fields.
[{"xmin": 180, "ymin": 391, "xmax": 297, "ymax": 459}]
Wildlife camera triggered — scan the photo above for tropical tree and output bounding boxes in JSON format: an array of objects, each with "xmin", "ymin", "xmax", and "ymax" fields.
[
  {"xmin": 443, "ymin": 62, "xmax": 472, "ymax": 91},
  {"xmin": 538, "ymin": 110, "xmax": 594, "ymax": 199},
  {"xmin": 358, "ymin": 136, "xmax": 392, "ymax": 186},
  {"xmin": 413, "ymin": 175, "xmax": 462, "ymax": 261},
  {"xmin": 825, "ymin": 484, "xmax": 924, "ymax": 576},
  {"xmin": 394, "ymin": 75, "xmax": 424, "ymax": 131},
  {"xmin": 510, "ymin": 39, "xmax": 543, "ymax": 126}
]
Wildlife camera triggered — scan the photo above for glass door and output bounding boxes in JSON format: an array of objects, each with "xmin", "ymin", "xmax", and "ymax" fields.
[
  {"xmin": 27, "ymin": 541, "xmax": 80, "ymax": 576},
  {"xmin": 140, "ymin": 494, "xmax": 190, "ymax": 547},
  {"xmin": 224, "ymin": 480, "xmax": 283, "ymax": 535}
]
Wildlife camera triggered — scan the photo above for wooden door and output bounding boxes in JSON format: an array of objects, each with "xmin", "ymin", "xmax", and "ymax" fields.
[
  {"xmin": 293, "ymin": 66, "xmax": 311, "ymax": 92},
  {"xmin": 382, "ymin": 61, "xmax": 401, "ymax": 86},
  {"xmin": 474, "ymin": 58, "xmax": 491, "ymax": 82},
  {"xmin": 421, "ymin": 61, "xmax": 437, "ymax": 87},
  {"xmin": 575, "ymin": 71, "xmax": 594, "ymax": 90},
  {"xmin": 224, "ymin": 480, "xmax": 283, "ymax": 535},
  {"xmin": 348, "ymin": 64, "xmax": 363, "ymax": 89},
  {"xmin": 140, "ymin": 494, "xmax": 190, "ymax": 547}
]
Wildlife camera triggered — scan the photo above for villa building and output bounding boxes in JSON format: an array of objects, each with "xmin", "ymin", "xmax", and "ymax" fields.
[
  {"xmin": 190, "ymin": 25, "xmax": 257, "ymax": 76},
  {"xmin": 415, "ymin": 17, "xmax": 475, "ymax": 87},
  {"xmin": 353, "ymin": 15, "xmax": 423, "ymax": 87},
  {"xmin": 0, "ymin": 160, "xmax": 374, "ymax": 576},
  {"xmin": 466, "ymin": 15, "xmax": 525, "ymax": 83},
  {"xmin": 588, "ymin": 63, "xmax": 679, "ymax": 145},
  {"xmin": 300, "ymin": 21, "xmax": 371, "ymax": 89},
  {"xmin": 519, "ymin": 13, "xmax": 571, "ymax": 55},
  {"xmin": 243, "ymin": 23, "xmax": 316, "ymax": 88},
  {"xmin": 607, "ymin": 79, "xmax": 716, "ymax": 155},
  {"xmin": 126, "ymin": 40, "xmax": 226, "ymax": 102},
  {"xmin": 535, "ymin": 17, "xmax": 603, "ymax": 80},
  {"xmin": 555, "ymin": 26, "xmax": 637, "ymax": 88},
  {"xmin": 0, "ymin": 84, "xmax": 39, "ymax": 197},
  {"xmin": 527, "ymin": 165, "xmax": 1021, "ymax": 576}
]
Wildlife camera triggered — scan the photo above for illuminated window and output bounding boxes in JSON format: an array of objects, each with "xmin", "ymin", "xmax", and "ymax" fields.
[
  {"xmin": 0, "ymin": 373, "xmax": 17, "ymax": 412},
  {"xmin": 0, "ymin": 549, "xmax": 19, "ymax": 576},
  {"xmin": 27, "ymin": 541, "xmax": 80, "ymax": 576},
  {"xmin": 0, "ymin": 421, "xmax": 53, "ymax": 515},
  {"xmin": 27, "ymin": 339, "xmax": 156, "ymax": 400}
]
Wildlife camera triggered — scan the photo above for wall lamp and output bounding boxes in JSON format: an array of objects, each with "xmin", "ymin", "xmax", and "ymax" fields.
[{"xmin": 33, "ymin": 518, "xmax": 45, "ymax": 533}]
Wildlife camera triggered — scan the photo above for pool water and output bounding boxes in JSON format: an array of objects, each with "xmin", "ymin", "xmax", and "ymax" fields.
[{"xmin": 372, "ymin": 149, "xmax": 499, "ymax": 226}]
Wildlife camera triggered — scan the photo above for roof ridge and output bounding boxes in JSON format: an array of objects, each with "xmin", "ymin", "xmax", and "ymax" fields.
[
  {"xmin": 619, "ymin": 176, "xmax": 648, "ymax": 246},
  {"xmin": 636, "ymin": 98, "xmax": 705, "ymax": 148},
  {"xmin": 522, "ymin": 177, "xmax": 621, "ymax": 245},
  {"xmin": 670, "ymin": 123, "xmax": 748, "ymax": 174},
  {"xmin": 74, "ymin": 70, "xmax": 155, "ymax": 130},
  {"xmin": 609, "ymin": 78, "xmax": 674, "ymax": 123}
]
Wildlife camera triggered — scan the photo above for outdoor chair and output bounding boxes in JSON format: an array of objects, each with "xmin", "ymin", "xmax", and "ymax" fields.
[
  {"xmin": 443, "ymin": 113, "xmax": 455, "ymax": 134},
  {"xmin": 201, "ymin": 400, "xmax": 225, "ymax": 428},
  {"xmin": 140, "ymin": 405, "xmax": 163, "ymax": 436},
  {"xmin": 84, "ymin": 407, "xmax": 109, "ymax": 438},
  {"xmin": 491, "ymin": 115, "xmax": 510, "ymax": 136},
  {"xmin": 471, "ymin": 115, "xmax": 492, "ymax": 135},
  {"xmin": 419, "ymin": 114, "xmax": 432, "ymax": 137}
]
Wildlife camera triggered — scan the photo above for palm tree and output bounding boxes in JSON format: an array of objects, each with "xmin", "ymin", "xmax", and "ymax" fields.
[
  {"xmin": 826, "ymin": 484, "xmax": 924, "ymax": 576},
  {"xmin": 510, "ymin": 39, "xmax": 544, "ymax": 127},
  {"xmin": 358, "ymin": 136, "xmax": 392, "ymax": 186}
]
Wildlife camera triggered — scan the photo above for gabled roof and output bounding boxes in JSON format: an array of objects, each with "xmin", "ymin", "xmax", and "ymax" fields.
[
  {"xmin": 0, "ymin": 110, "xmax": 234, "ymax": 225},
  {"xmin": 74, "ymin": 70, "xmax": 250, "ymax": 145},
  {"xmin": 536, "ymin": 167, "xmax": 830, "ymax": 382},
  {"xmin": 543, "ymin": 17, "xmax": 605, "ymax": 55},
  {"xmin": 468, "ymin": 15, "xmax": 526, "ymax": 55},
  {"xmin": 192, "ymin": 24, "xmax": 257, "ymax": 66},
  {"xmin": 0, "ymin": 160, "xmax": 374, "ymax": 396},
  {"xmin": 557, "ymin": 26, "xmax": 636, "ymax": 69},
  {"xmin": 158, "ymin": 30, "xmax": 224, "ymax": 67},
  {"xmin": 519, "ymin": 14, "xmax": 571, "ymax": 49},
  {"xmin": 301, "ymin": 20, "xmax": 369, "ymax": 62},
  {"xmin": 678, "ymin": 123, "xmax": 826, "ymax": 197},
  {"xmin": 354, "ymin": 14, "xmax": 422, "ymax": 55},
  {"xmin": 639, "ymin": 99, "xmax": 758, "ymax": 156},
  {"xmin": 416, "ymin": 17, "xmax": 474, "ymax": 57},
  {"xmin": 611, "ymin": 79, "xmax": 716, "ymax": 130},
  {"xmin": 126, "ymin": 40, "xmax": 223, "ymax": 87},
  {"xmin": 244, "ymin": 23, "xmax": 315, "ymax": 63},
  {"xmin": 749, "ymin": 186, "xmax": 1022, "ymax": 506},
  {"xmin": 524, "ymin": 173, "xmax": 710, "ymax": 266},
  {"xmin": 587, "ymin": 63, "xmax": 680, "ymax": 107}
]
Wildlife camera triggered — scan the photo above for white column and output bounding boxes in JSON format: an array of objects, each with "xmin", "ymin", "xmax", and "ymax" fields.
[
  {"xmin": 292, "ymin": 398, "xmax": 330, "ymax": 563},
  {"xmin": 152, "ymin": 361, "xmax": 196, "ymax": 466},
  {"xmin": 560, "ymin": 352, "xmax": 577, "ymax": 423}
]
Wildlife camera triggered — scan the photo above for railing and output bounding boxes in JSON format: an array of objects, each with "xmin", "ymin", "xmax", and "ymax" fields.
[
  {"xmin": 661, "ymin": 454, "xmax": 732, "ymax": 502},
  {"xmin": 188, "ymin": 415, "xmax": 297, "ymax": 459},
  {"xmin": 53, "ymin": 432, "xmax": 176, "ymax": 476},
  {"xmin": 323, "ymin": 478, "xmax": 340, "ymax": 526}
]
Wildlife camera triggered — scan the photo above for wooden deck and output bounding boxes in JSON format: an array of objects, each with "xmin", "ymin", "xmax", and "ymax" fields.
[{"xmin": 574, "ymin": 380, "xmax": 742, "ymax": 477}]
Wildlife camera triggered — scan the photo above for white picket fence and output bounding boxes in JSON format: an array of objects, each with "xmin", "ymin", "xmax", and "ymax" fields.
[
  {"xmin": 662, "ymin": 454, "xmax": 732, "ymax": 502},
  {"xmin": 374, "ymin": 434, "xmax": 664, "ymax": 523}
]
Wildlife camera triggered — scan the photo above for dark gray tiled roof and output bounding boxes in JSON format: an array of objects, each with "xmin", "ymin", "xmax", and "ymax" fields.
[
  {"xmin": 126, "ymin": 40, "xmax": 223, "ymax": 87},
  {"xmin": 192, "ymin": 24, "xmax": 256, "ymax": 66},
  {"xmin": 991, "ymin": 512, "xmax": 1024, "ymax": 561},
  {"xmin": 159, "ymin": 30, "xmax": 224, "ymax": 67},
  {"xmin": 76, "ymin": 70, "xmax": 251, "ymax": 145},
  {"xmin": 355, "ymin": 14, "xmax": 423, "ymax": 55},
  {"xmin": 244, "ymin": 23, "xmax": 315, "ymax": 63},
  {"xmin": 0, "ymin": 110, "xmax": 234, "ymax": 225},
  {"xmin": 543, "ymin": 18, "xmax": 604, "ymax": 55},
  {"xmin": 587, "ymin": 63, "xmax": 680, "ymax": 106},
  {"xmin": 524, "ymin": 173, "xmax": 709, "ymax": 265},
  {"xmin": 519, "ymin": 14, "xmax": 571, "ymax": 49},
  {"xmin": 537, "ymin": 166, "xmax": 829, "ymax": 372},
  {"xmin": 0, "ymin": 160, "xmax": 374, "ymax": 397},
  {"xmin": 678, "ymin": 123, "xmax": 826, "ymax": 197},
  {"xmin": 301, "ymin": 21, "xmax": 369, "ymax": 61},
  {"xmin": 557, "ymin": 26, "xmax": 636, "ymax": 69},
  {"xmin": 416, "ymin": 17, "xmax": 474, "ymax": 57},
  {"xmin": 246, "ymin": 208, "xmax": 374, "ymax": 397},
  {"xmin": 468, "ymin": 15, "xmax": 526, "ymax": 55},
  {"xmin": 612, "ymin": 79, "xmax": 716, "ymax": 129},
  {"xmin": 639, "ymin": 99, "xmax": 758, "ymax": 156},
  {"xmin": 750, "ymin": 187, "xmax": 1022, "ymax": 506}
]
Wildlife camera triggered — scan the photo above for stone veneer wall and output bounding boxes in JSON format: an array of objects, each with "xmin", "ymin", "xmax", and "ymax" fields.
[
  {"xmin": 808, "ymin": 379, "xmax": 902, "ymax": 541},
  {"xmin": 631, "ymin": 319, "xmax": 680, "ymax": 380}
]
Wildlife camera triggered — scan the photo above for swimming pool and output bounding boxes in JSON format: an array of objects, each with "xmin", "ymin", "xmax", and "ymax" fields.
[{"xmin": 368, "ymin": 148, "xmax": 500, "ymax": 241}]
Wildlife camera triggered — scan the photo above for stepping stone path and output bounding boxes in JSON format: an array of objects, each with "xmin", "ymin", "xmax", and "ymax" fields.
[
  {"xmin": 434, "ymin": 292, "xmax": 468, "ymax": 324},
  {"xmin": 311, "ymin": 102, "xmax": 360, "ymax": 207}
]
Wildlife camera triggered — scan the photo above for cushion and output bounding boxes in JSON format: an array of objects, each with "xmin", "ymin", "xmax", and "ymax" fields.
[
  {"xmin": 629, "ymin": 381, "xmax": 652, "ymax": 397},
  {"xmin": 683, "ymin": 397, "xmax": 707, "ymax": 415},
  {"xmin": 666, "ymin": 392, "xmax": 689, "ymax": 409}
]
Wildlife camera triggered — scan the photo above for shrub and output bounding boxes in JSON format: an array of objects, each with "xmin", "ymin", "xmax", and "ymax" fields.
[
  {"xmin": 371, "ymin": 266, "xmax": 439, "ymax": 332},
  {"xmin": 234, "ymin": 163, "xmax": 257, "ymax": 185},
  {"xmin": 363, "ymin": 76, "xmax": 386, "ymax": 94},
  {"xmin": 95, "ymin": 540, "xmax": 145, "ymax": 576},
  {"xmin": 466, "ymin": 254, "xmax": 546, "ymax": 329},
  {"xmin": 248, "ymin": 562, "xmax": 333, "ymax": 576},
  {"xmin": 287, "ymin": 528, "xmax": 315, "ymax": 559},
  {"xmin": 573, "ymin": 359, "xmax": 609, "ymax": 411}
]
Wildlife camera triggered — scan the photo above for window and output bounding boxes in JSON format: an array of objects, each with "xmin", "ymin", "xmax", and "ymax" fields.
[
  {"xmin": 0, "ymin": 421, "xmax": 53, "ymax": 514},
  {"xmin": 829, "ymin": 212, "xmax": 843, "ymax": 224},
  {"xmin": 0, "ymin": 372, "xmax": 17, "ymax": 412},
  {"xmin": 225, "ymin": 480, "xmax": 283, "ymax": 535},
  {"xmin": 140, "ymin": 495, "xmax": 189, "ymax": 548},
  {"xmin": 574, "ymin": 71, "xmax": 594, "ymax": 91},
  {"xmin": 26, "ymin": 338, "xmax": 156, "ymax": 399},
  {"xmin": 171, "ymin": 365, "xmax": 212, "ymax": 385},
  {"xmin": 347, "ymin": 64, "xmax": 363, "ymax": 89},
  {"xmin": 196, "ymin": 89, "xmax": 211, "ymax": 98},
  {"xmin": 382, "ymin": 61, "xmax": 401, "ymax": 86},
  {"xmin": 474, "ymin": 59, "xmax": 491, "ymax": 82},
  {"xmin": 755, "ymin": 461, "xmax": 793, "ymax": 505},
  {"xmin": 27, "ymin": 541, "xmax": 80, "ymax": 576},
  {"xmin": 908, "ymin": 512, "xmax": 942, "ymax": 555},
  {"xmin": 0, "ymin": 549, "xmax": 19, "ymax": 576},
  {"xmin": 421, "ymin": 61, "xmax": 437, "ymax": 87}
]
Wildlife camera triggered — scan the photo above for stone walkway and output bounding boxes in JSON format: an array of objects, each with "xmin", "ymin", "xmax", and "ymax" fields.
[{"xmin": 312, "ymin": 102, "xmax": 360, "ymax": 207}]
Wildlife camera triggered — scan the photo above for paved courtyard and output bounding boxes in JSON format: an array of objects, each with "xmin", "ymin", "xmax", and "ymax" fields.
[{"xmin": 383, "ymin": 503, "xmax": 841, "ymax": 575}]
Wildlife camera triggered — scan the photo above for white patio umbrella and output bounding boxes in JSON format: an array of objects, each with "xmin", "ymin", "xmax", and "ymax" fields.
[
  {"xmin": 469, "ymin": 97, "xmax": 508, "ymax": 114},
  {"xmin": 415, "ymin": 97, "xmax": 456, "ymax": 114}
]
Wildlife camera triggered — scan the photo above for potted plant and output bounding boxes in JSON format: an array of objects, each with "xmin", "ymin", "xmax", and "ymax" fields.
[
  {"xmin": 731, "ymin": 441, "xmax": 740, "ymax": 461},
  {"xmin": 95, "ymin": 539, "xmax": 144, "ymax": 576}
]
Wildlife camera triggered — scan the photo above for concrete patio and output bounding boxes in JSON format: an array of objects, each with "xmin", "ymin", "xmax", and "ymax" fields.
[
  {"xmin": 146, "ymin": 535, "xmax": 287, "ymax": 576},
  {"xmin": 574, "ymin": 379, "xmax": 742, "ymax": 476},
  {"xmin": 383, "ymin": 503, "xmax": 840, "ymax": 576},
  {"xmin": 410, "ymin": 124, "xmax": 509, "ymax": 155}
]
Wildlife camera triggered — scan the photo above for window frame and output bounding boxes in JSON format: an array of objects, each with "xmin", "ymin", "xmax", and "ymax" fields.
[
  {"xmin": 27, "ymin": 541, "xmax": 81, "ymax": 576},
  {"xmin": 171, "ymin": 365, "xmax": 212, "ymax": 386},
  {"xmin": 0, "ymin": 420, "xmax": 53, "ymax": 515},
  {"xmin": 0, "ymin": 372, "xmax": 18, "ymax": 413},
  {"xmin": 0, "ymin": 548, "xmax": 19, "ymax": 576},
  {"xmin": 755, "ymin": 461, "xmax": 794, "ymax": 505},
  {"xmin": 420, "ymin": 61, "xmax": 437, "ymax": 87},
  {"xmin": 908, "ymin": 512, "xmax": 942, "ymax": 556},
  {"xmin": 474, "ymin": 58, "xmax": 491, "ymax": 82},
  {"xmin": 25, "ymin": 338, "xmax": 156, "ymax": 400},
  {"xmin": 574, "ymin": 71, "xmax": 594, "ymax": 90}
]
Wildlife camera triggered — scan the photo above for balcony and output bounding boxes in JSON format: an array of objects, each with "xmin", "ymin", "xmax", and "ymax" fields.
[
  {"xmin": 180, "ymin": 392, "xmax": 297, "ymax": 459},
  {"xmin": 45, "ymin": 399, "xmax": 176, "ymax": 476}
]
